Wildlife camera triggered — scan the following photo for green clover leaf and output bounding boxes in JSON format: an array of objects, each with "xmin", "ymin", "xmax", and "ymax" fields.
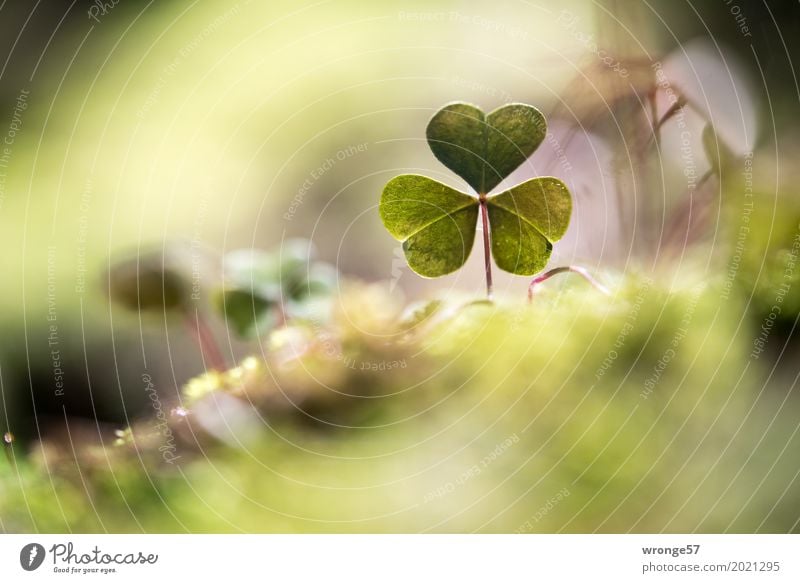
[
  {"xmin": 426, "ymin": 102, "xmax": 547, "ymax": 194},
  {"xmin": 379, "ymin": 102, "xmax": 572, "ymax": 285},
  {"xmin": 487, "ymin": 177, "xmax": 572, "ymax": 275},
  {"xmin": 215, "ymin": 288, "xmax": 277, "ymax": 339},
  {"xmin": 380, "ymin": 175, "xmax": 479, "ymax": 277}
]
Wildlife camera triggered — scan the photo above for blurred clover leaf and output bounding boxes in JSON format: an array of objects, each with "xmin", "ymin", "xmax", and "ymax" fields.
[
  {"xmin": 106, "ymin": 246, "xmax": 228, "ymax": 371},
  {"xmin": 379, "ymin": 102, "xmax": 572, "ymax": 295},
  {"xmin": 217, "ymin": 238, "xmax": 337, "ymax": 339},
  {"xmin": 106, "ymin": 250, "xmax": 190, "ymax": 312}
]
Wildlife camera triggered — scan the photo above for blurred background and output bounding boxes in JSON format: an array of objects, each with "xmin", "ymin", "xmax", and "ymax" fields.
[{"xmin": 1, "ymin": 0, "xmax": 799, "ymax": 532}]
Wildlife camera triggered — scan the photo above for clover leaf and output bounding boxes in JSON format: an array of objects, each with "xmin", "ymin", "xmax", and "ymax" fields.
[
  {"xmin": 379, "ymin": 102, "xmax": 572, "ymax": 295},
  {"xmin": 215, "ymin": 288, "xmax": 277, "ymax": 339},
  {"xmin": 426, "ymin": 102, "xmax": 547, "ymax": 194},
  {"xmin": 106, "ymin": 246, "xmax": 228, "ymax": 371},
  {"xmin": 486, "ymin": 177, "xmax": 572, "ymax": 275},
  {"xmin": 107, "ymin": 260, "xmax": 188, "ymax": 311},
  {"xmin": 380, "ymin": 175, "xmax": 479, "ymax": 277}
]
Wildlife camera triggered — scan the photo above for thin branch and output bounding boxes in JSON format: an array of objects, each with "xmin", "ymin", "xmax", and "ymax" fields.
[
  {"xmin": 528, "ymin": 266, "xmax": 611, "ymax": 303},
  {"xmin": 183, "ymin": 309, "xmax": 226, "ymax": 372}
]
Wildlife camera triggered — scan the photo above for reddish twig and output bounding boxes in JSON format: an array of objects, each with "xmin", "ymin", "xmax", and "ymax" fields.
[
  {"xmin": 183, "ymin": 309, "xmax": 226, "ymax": 372},
  {"xmin": 528, "ymin": 266, "xmax": 611, "ymax": 303}
]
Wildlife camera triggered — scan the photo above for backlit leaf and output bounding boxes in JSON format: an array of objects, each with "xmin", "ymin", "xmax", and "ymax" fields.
[
  {"xmin": 379, "ymin": 174, "xmax": 479, "ymax": 277},
  {"xmin": 216, "ymin": 288, "xmax": 276, "ymax": 339},
  {"xmin": 426, "ymin": 102, "xmax": 546, "ymax": 194},
  {"xmin": 487, "ymin": 177, "xmax": 572, "ymax": 275}
]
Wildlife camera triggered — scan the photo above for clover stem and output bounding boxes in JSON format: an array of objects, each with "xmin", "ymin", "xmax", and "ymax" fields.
[
  {"xmin": 479, "ymin": 198, "xmax": 493, "ymax": 299},
  {"xmin": 183, "ymin": 308, "xmax": 226, "ymax": 372},
  {"xmin": 528, "ymin": 266, "xmax": 610, "ymax": 303}
]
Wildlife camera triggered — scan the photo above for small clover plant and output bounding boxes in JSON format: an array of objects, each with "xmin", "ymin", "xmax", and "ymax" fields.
[
  {"xmin": 379, "ymin": 102, "xmax": 573, "ymax": 297},
  {"xmin": 106, "ymin": 239, "xmax": 338, "ymax": 372},
  {"xmin": 106, "ymin": 247, "xmax": 227, "ymax": 371},
  {"xmin": 217, "ymin": 238, "xmax": 337, "ymax": 339}
]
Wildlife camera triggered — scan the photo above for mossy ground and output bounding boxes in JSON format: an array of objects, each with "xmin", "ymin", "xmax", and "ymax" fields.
[{"xmin": 3, "ymin": 274, "xmax": 798, "ymax": 533}]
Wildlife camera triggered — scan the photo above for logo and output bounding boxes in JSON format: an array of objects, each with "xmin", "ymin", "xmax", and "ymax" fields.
[{"xmin": 20, "ymin": 543, "xmax": 46, "ymax": 571}]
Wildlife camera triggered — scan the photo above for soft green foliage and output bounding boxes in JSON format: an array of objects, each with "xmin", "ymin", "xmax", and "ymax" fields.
[
  {"xmin": 215, "ymin": 289, "xmax": 276, "ymax": 339},
  {"xmin": 379, "ymin": 102, "xmax": 571, "ymax": 278},
  {"xmin": 218, "ymin": 239, "xmax": 337, "ymax": 339},
  {"xmin": 4, "ymin": 277, "xmax": 800, "ymax": 533},
  {"xmin": 107, "ymin": 255, "xmax": 188, "ymax": 312}
]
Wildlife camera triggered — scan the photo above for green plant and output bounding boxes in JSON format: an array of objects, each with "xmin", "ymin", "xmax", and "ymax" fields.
[
  {"xmin": 216, "ymin": 239, "xmax": 337, "ymax": 339},
  {"xmin": 106, "ymin": 249, "xmax": 227, "ymax": 371},
  {"xmin": 105, "ymin": 239, "xmax": 338, "ymax": 369},
  {"xmin": 379, "ymin": 102, "xmax": 573, "ymax": 298}
]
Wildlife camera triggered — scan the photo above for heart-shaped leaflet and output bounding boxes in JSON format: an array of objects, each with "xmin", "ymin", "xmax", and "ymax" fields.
[
  {"xmin": 426, "ymin": 102, "xmax": 547, "ymax": 194},
  {"xmin": 379, "ymin": 102, "xmax": 571, "ymax": 279}
]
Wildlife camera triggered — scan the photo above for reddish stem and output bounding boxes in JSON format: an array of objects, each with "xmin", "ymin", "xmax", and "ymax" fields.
[
  {"xmin": 480, "ymin": 199, "xmax": 493, "ymax": 299},
  {"xmin": 183, "ymin": 309, "xmax": 226, "ymax": 372},
  {"xmin": 528, "ymin": 266, "xmax": 610, "ymax": 303}
]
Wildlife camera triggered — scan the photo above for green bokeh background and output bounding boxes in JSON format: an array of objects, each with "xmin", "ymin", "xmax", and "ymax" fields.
[{"xmin": 1, "ymin": 0, "xmax": 799, "ymax": 532}]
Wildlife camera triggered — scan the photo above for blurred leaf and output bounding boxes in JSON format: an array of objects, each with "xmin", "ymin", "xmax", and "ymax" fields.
[
  {"xmin": 277, "ymin": 238, "xmax": 317, "ymax": 285},
  {"xmin": 380, "ymin": 174, "xmax": 479, "ymax": 277},
  {"xmin": 426, "ymin": 102, "xmax": 546, "ymax": 194},
  {"xmin": 223, "ymin": 249, "xmax": 281, "ymax": 297},
  {"xmin": 107, "ymin": 261, "xmax": 187, "ymax": 311},
  {"xmin": 487, "ymin": 177, "xmax": 572, "ymax": 275},
  {"xmin": 216, "ymin": 288, "xmax": 277, "ymax": 339},
  {"xmin": 220, "ymin": 240, "xmax": 338, "ymax": 338},
  {"xmin": 288, "ymin": 262, "xmax": 338, "ymax": 302}
]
